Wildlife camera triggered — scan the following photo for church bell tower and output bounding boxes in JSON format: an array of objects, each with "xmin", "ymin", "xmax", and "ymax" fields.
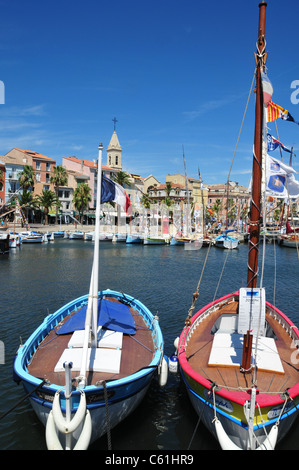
[{"xmin": 107, "ymin": 117, "xmax": 122, "ymax": 170}]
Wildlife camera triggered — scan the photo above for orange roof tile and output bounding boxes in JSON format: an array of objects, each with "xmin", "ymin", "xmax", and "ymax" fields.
[{"xmin": 15, "ymin": 148, "xmax": 56, "ymax": 162}]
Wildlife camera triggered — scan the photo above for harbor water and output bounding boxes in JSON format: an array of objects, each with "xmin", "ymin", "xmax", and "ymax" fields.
[{"xmin": 0, "ymin": 238, "xmax": 299, "ymax": 450}]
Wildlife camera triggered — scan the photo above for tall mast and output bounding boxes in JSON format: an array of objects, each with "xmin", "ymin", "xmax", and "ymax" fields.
[
  {"xmin": 241, "ymin": 1, "xmax": 267, "ymax": 376},
  {"xmin": 247, "ymin": 1, "xmax": 267, "ymax": 289}
]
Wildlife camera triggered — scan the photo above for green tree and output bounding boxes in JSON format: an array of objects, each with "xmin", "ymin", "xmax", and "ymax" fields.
[
  {"xmin": 18, "ymin": 190, "xmax": 35, "ymax": 223},
  {"xmin": 34, "ymin": 190, "xmax": 60, "ymax": 225},
  {"xmin": 112, "ymin": 171, "xmax": 131, "ymax": 188},
  {"xmin": 50, "ymin": 165, "xmax": 68, "ymax": 224},
  {"xmin": 73, "ymin": 183, "xmax": 91, "ymax": 223},
  {"xmin": 19, "ymin": 165, "xmax": 35, "ymax": 191}
]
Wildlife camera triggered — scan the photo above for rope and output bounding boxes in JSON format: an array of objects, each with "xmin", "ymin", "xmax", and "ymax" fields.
[
  {"xmin": 102, "ymin": 381, "xmax": 112, "ymax": 450},
  {"xmin": 186, "ymin": 241, "xmax": 212, "ymax": 322},
  {"xmin": 213, "ymin": 249, "xmax": 230, "ymax": 303},
  {"xmin": 187, "ymin": 383, "xmax": 216, "ymax": 450},
  {"xmin": 226, "ymin": 67, "xmax": 257, "ymax": 184},
  {"xmin": 0, "ymin": 380, "xmax": 47, "ymax": 422}
]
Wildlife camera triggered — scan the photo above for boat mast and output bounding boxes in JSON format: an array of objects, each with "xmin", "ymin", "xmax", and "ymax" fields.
[
  {"xmin": 241, "ymin": 1, "xmax": 267, "ymax": 375},
  {"xmin": 247, "ymin": 0, "xmax": 267, "ymax": 289},
  {"xmin": 182, "ymin": 145, "xmax": 190, "ymax": 235},
  {"xmin": 78, "ymin": 143, "xmax": 103, "ymax": 388}
]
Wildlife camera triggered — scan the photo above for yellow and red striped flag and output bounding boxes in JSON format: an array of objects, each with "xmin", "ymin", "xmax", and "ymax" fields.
[
  {"xmin": 266, "ymin": 101, "xmax": 288, "ymax": 122},
  {"xmin": 266, "ymin": 101, "xmax": 299, "ymax": 125}
]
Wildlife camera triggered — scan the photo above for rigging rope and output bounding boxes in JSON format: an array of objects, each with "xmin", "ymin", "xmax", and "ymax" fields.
[{"xmin": 226, "ymin": 67, "xmax": 257, "ymax": 183}]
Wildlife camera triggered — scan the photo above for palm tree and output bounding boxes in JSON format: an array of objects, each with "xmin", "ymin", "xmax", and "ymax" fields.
[
  {"xmin": 18, "ymin": 190, "xmax": 35, "ymax": 223},
  {"xmin": 112, "ymin": 171, "xmax": 131, "ymax": 188},
  {"xmin": 19, "ymin": 165, "xmax": 35, "ymax": 191},
  {"xmin": 50, "ymin": 165, "xmax": 68, "ymax": 224},
  {"xmin": 73, "ymin": 183, "xmax": 91, "ymax": 223},
  {"xmin": 165, "ymin": 182, "xmax": 172, "ymax": 197},
  {"xmin": 34, "ymin": 190, "xmax": 60, "ymax": 225}
]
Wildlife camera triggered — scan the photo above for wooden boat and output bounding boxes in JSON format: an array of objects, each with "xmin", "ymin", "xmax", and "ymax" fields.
[
  {"xmin": 279, "ymin": 234, "xmax": 299, "ymax": 248},
  {"xmin": 21, "ymin": 232, "xmax": 44, "ymax": 243},
  {"xmin": 112, "ymin": 233, "xmax": 126, "ymax": 242},
  {"xmin": 0, "ymin": 232, "xmax": 9, "ymax": 254},
  {"xmin": 170, "ymin": 236, "xmax": 191, "ymax": 246},
  {"xmin": 68, "ymin": 231, "xmax": 84, "ymax": 239},
  {"xmin": 177, "ymin": 2, "xmax": 299, "ymax": 450},
  {"xmin": 13, "ymin": 143, "xmax": 166, "ymax": 450},
  {"xmin": 143, "ymin": 236, "xmax": 167, "ymax": 245},
  {"xmin": 214, "ymin": 230, "xmax": 239, "ymax": 249},
  {"xmin": 278, "ymin": 221, "xmax": 299, "ymax": 248},
  {"xmin": 126, "ymin": 233, "xmax": 143, "ymax": 244}
]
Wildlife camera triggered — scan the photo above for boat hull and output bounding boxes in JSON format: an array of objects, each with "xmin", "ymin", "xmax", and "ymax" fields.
[
  {"xmin": 13, "ymin": 289, "xmax": 164, "ymax": 448},
  {"xmin": 126, "ymin": 234, "xmax": 142, "ymax": 244},
  {"xmin": 279, "ymin": 235, "xmax": 299, "ymax": 248},
  {"xmin": 26, "ymin": 371, "xmax": 153, "ymax": 445},
  {"xmin": 178, "ymin": 292, "xmax": 299, "ymax": 449},
  {"xmin": 143, "ymin": 237, "xmax": 166, "ymax": 245},
  {"xmin": 21, "ymin": 236, "xmax": 43, "ymax": 243},
  {"xmin": 183, "ymin": 374, "xmax": 298, "ymax": 449},
  {"xmin": 0, "ymin": 233, "xmax": 9, "ymax": 254},
  {"xmin": 68, "ymin": 232, "xmax": 84, "ymax": 239},
  {"xmin": 215, "ymin": 236, "xmax": 239, "ymax": 249}
]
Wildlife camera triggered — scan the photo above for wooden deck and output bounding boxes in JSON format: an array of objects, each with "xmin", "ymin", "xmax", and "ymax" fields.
[
  {"xmin": 27, "ymin": 298, "xmax": 155, "ymax": 387},
  {"xmin": 185, "ymin": 299, "xmax": 299, "ymax": 395}
]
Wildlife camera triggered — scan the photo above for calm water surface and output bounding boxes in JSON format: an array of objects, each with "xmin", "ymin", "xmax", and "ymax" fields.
[{"xmin": 0, "ymin": 239, "xmax": 298, "ymax": 450}]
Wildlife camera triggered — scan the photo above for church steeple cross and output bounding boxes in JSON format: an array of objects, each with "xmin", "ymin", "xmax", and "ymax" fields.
[{"xmin": 112, "ymin": 117, "xmax": 118, "ymax": 131}]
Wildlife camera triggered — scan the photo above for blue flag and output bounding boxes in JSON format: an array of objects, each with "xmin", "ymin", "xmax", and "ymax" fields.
[{"xmin": 267, "ymin": 133, "xmax": 291, "ymax": 153}]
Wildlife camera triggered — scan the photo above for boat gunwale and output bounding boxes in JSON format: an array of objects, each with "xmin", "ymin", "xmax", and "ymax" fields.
[
  {"xmin": 178, "ymin": 290, "xmax": 299, "ymax": 407},
  {"xmin": 14, "ymin": 289, "xmax": 164, "ymax": 397}
]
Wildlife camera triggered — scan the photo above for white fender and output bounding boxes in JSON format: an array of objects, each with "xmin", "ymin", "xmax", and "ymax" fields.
[
  {"xmin": 214, "ymin": 419, "xmax": 242, "ymax": 450},
  {"xmin": 45, "ymin": 411, "xmax": 63, "ymax": 450},
  {"xmin": 173, "ymin": 337, "xmax": 179, "ymax": 353},
  {"xmin": 256, "ymin": 424, "xmax": 278, "ymax": 450},
  {"xmin": 52, "ymin": 391, "xmax": 87, "ymax": 434},
  {"xmin": 73, "ymin": 410, "xmax": 92, "ymax": 450},
  {"xmin": 158, "ymin": 357, "xmax": 168, "ymax": 387}
]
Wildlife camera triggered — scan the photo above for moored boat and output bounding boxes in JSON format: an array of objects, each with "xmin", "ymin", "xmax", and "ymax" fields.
[
  {"xmin": 68, "ymin": 231, "xmax": 84, "ymax": 239},
  {"xmin": 0, "ymin": 233, "xmax": 9, "ymax": 254},
  {"xmin": 13, "ymin": 143, "xmax": 166, "ymax": 450},
  {"xmin": 126, "ymin": 233, "xmax": 143, "ymax": 244},
  {"xmin": 176, "ymin": 1, "xmax": 299, "ymax": 450},
  {"xmin": 214, "ymin": 231, "xmax": 239, "ymax": 249},
  {"xmin": 143, "ymin": 236, "xmax": 167, "ymax": 245}
]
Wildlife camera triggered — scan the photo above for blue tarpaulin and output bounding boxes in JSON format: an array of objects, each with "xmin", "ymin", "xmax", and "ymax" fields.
[{"xmin": 57, "ymin": 298, "xmax": 136, "ymax": 335}]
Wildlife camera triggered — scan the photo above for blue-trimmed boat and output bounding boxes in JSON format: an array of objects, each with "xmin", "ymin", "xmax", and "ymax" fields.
[{"xmin": 13, "ymin": 143, "xmax": 166, "ymax": 450}]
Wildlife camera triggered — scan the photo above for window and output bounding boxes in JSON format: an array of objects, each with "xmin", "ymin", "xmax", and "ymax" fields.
[
  {"xmin": 36, "ymin": 172, "xmax": 41, "ymax": 182},
  {"xmin": 46, "ymin": 163, "xmax": 51, "ymax": 171},
  {"xmin": 115, "ymin": 156, "xmax": 118, "ymax": 165},
  {"xmin": 36, "ymin": 162, "xmax": 41, "ymax": 170},
  {"xmin": 46, "ymin": 173, "xmax": 50, "ymax": 183}
]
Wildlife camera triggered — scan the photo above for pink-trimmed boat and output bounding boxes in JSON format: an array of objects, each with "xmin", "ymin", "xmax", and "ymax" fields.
[{"xmin": 177, "ymin": 1, "xmax": 299, "ymax": 450}]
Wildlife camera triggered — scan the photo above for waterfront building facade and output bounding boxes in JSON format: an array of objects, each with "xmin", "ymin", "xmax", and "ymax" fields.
[
  {"xmin": 206, "ymin": 182, "xmax": 250, "ymax": 227},
  {"xmin": 1, "ymin": 148, "xmax": 56, "ymax": 201}
]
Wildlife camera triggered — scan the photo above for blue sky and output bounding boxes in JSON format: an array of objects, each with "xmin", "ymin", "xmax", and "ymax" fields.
[{"xmin": 0, "ymin": 0, "xmax": 299, "ymax": 187}]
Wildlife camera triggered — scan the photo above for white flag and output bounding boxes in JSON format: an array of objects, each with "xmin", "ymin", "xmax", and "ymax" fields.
[{"xmin": 266, "ymin": 154, "xmax": 298, "ymax": 199}]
